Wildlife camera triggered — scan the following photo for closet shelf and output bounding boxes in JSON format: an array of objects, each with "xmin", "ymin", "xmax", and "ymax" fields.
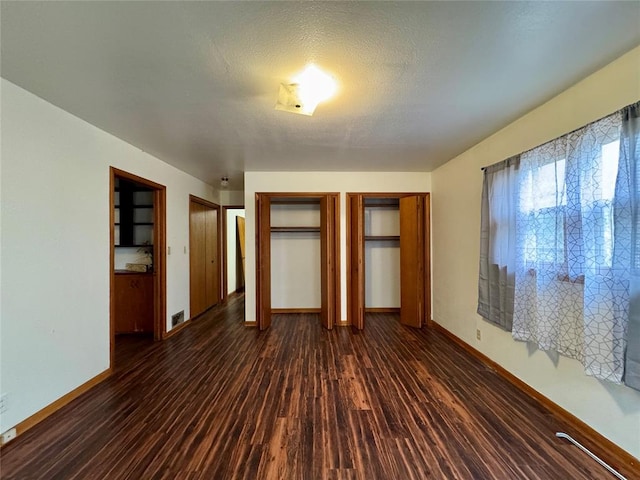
[
  {"xmin": 365, "ymin": 235, "xmax": 400, "ymax": 241},
  {"xmin": 271, "ymin": 226, "xmax": 321, "ymax": 233}
]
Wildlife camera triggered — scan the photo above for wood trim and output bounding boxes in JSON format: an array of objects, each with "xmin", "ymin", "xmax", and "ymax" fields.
[
  {"xmin": 111, "ymin": 168, "xmax": 166, "ymax": 191},
  {"xmin": 272, "ymin": 308, "xmax": 322, "ymax": 314},
  {"xmin": 270, "ymin": 198, "xmax": 321, "ymax": 205},
  {"xmin": 2, "ymin": 369, "xmax": 111, "ymax": 447},
  {"xmin": 262, "ymin": 192, "xmax": 340, "ymax": 200},
  {"xmin": 189, "ymin": 194, "xmax": 220, "ymax": 210},
  {"xmin": 154, "ymin": 186, "xmax": 167, "ymax": 341},
  {"xmin": 333, "ymin": 194, "xmax": 341, "ymax": 330},
  {"xmin": 346, "ymin": 194, "xmax": 352, "ymax": 326},
  {"xmin": 353, "ymin": 192, "xmax": 429, "ymax": 198},
  {"xmin": 221, "ymin": 205, "xmax": 244, "ymax": 302},
  {"xmin": 162, "ymin": 318, "xmax": 192, "ymax": 339},
  {"xmin": 430, "ymin": 321, "xmax": 640, "ymax": 477},
  {"xmin": 222, "ymin": 207, "xmax": 228, "ymax": 301},
  {"xmin": 110, "ymin": 167, "xmax": 167, "ymax": 368},
  {"xmin": 365, "ymin": 307, "xmax": 400, "ymax": 313},
  {"xmin": 423, "ymin": 194, "xmax": 431, "ymax": 327},
  {"xmin": 336, "ymin": 320, "xmax": 350, "ymax": 327},
  {"xmin": 109, "ymin": 171, "xmax": 116, "ymax": 368},
  {"xmin": 244, "ymin": 320, "xmax": 258, "ymax": 327}
]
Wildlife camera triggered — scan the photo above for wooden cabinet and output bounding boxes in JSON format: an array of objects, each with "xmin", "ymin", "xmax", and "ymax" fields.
[{"xmin": 114, "ymin": 272, "xmax": 154, "ymax": 333}]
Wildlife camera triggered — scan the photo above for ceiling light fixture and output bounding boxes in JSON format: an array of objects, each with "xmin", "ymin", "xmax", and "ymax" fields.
[
  {"xmin": 220, "ymin": 176, "xmax": 229, "ymax": 188},
  {"xmin": 275, "ymin": 64, "xmax": 337, "ymax": 116}
]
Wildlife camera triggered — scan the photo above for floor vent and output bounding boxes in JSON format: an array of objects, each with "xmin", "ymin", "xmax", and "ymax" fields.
[{"xmin": 171, "ymin": 310, "xmax": 185, "ymax": 327}]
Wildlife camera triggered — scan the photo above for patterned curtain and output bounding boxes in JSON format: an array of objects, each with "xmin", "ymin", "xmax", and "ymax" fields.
[
  {"xmin": 617, "ymin": 102, "xmax": 640, "ymax": 390},
  {"xmin": 512, "ymin": 111, "xmax": 626, "ymax": 382}
]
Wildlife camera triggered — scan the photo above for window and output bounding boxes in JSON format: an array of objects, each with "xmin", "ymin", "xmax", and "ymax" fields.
[
  {"xmin": 517, "ymin": 137, "xmax": 621, "ymax": 277},
  {"xmin": 478, "ymin": 105, "xmax": 638, "ymax": 385}
]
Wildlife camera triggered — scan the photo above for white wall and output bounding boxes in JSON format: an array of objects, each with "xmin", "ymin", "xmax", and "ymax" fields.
[
  {"xmin": 431, "ymin": 46, "xmax": 640, "ymax": 458},
  {"xmin": 271, "ymin": 203, "xmax": 321, "ymax": 308},
  {"xmin": 219, "ymin": 189, "xmax": 244, "ymax": 206},
  {"xmin": 365, "ymin": 207, "xmax": 400, "ymax": 308},
  {"xmin": 271, "ymin": 234, "xmax": 321, "ymax": 308},
  {"xmin": 226, "ymin": 208, "xmax": 245, "ymax": 295},
  {"xmin": 0, "ymin": 79, "xmax": 217, "ymax": 434},
  {"xmin": 244, "ymin": 172, "xmax": 431, "ymax": 322}
]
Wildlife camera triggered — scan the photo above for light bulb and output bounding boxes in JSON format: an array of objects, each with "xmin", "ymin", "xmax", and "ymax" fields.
[{"xmin": 293, "ymin": 64, "xmax": 337, "ymax": 110}]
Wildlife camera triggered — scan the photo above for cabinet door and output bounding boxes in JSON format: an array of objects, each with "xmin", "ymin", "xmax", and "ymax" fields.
[{"xmin": 114, "ymin": 274, "xmax": 154, "ymax": 333}]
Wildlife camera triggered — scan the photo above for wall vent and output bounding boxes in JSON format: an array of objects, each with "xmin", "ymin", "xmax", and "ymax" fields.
[{"xmin": 171, "ymin": 310, "xmax": 185, "ymax": 327}]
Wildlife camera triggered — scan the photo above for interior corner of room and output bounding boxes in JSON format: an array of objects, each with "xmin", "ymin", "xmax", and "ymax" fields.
[{"xmin": 1, "ymin": 2, "xmax": 639, "ymax": 475}]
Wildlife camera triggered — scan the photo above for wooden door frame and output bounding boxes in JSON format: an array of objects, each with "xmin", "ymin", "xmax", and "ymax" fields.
[
  {"xmin": 346, "ymin": 192, "xmax": 431, "ymax": 329},
  {"xmin": 109, "ymin": 167, "xmax": 167, "ymax": 370},
  {"xmin": 189, "ymin": 195, "xmax": 222, "ymax": 317},
  {"xmin": 255, "ymin": 192, "xmax": 340, "ymax": 330},
  {"xmin": 221, "ymin": 204, "xmax": 245, "ymax": 302}
]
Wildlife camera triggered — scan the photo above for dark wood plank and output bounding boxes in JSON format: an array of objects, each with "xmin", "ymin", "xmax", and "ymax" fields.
[{"xmin": 1, "ymin": 300, "xmax": 630, "ymax": 479}]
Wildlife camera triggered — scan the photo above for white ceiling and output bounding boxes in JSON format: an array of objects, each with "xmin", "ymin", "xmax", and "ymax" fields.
[{"xmin": 2, "ymin": 1, "xmax": 639, "ymax": 190}]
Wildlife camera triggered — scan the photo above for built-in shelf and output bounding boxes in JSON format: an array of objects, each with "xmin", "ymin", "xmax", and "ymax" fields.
[
  {"xmin": 114, "ymin": 204, "xmax": 153, "ymax": 209},
  {"xmin": 365, "ymin": 235, "xmax": 400, "ymax": 241},
  {"xmin": 115, "ymin": 222, "xmax": 153, "ymax": 226},
  {"xmin": 364, "ymin": 204, "xmax": 400, "ymax": 209},
  {"xmin": 271, "ymin": 226, "xmax": 321, "ymax": 233},
  {"xmin": 114, "ymin": 244, "xmax": 154, "ymax": 248}
]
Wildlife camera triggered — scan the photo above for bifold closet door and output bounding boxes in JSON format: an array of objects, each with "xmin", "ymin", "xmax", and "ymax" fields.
[
  {"xmin": 349, "ymin": 194, "xmax": 365, "ymax": 330},
  {"xmin": 205, "ymin": 207, "xmax": 219, "ymax": 308},
  {"xmin": 399, "ymin": 196, "xmax": 425, "ymax": 328},
  {"xmin": 320, "ymin": 195, "xmax": 339, "ymax": 330},
  {"xmin": 190, "ymin": 199, "xmax": 220, "ymax": 318},
  {"xmin": 256, "ymin": 195, "xmax": 271, "ymax": 330}
]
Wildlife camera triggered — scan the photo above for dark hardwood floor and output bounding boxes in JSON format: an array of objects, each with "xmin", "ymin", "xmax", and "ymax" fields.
[{"xmin": 0, "ymin": 294, "xmax": 622, "ymax": 479}]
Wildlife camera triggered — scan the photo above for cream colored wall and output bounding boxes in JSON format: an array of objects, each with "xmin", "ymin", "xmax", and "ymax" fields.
[
  {"xmin": 365, "ymin": 207, "xmax": 401, "ymax": 308},
  {"xmin": 244, "ymin": 172, "xmax": 431, "ymax": 321},
  {"xmin": 0, "ymin": 79, "xmax": 217, "ymax": 435},
  {"xmin": 226, "ymin": 208, "xmax": 245, "ymax": 294},
  {"xmin": 431, "ymin": 46, "xmax": 640, "ymax": 458}
]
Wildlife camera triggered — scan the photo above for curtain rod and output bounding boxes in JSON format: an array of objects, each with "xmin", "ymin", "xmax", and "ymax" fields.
[{"xmin": 479, "ymin": 100, "xmax": 639, "ymax": 171}]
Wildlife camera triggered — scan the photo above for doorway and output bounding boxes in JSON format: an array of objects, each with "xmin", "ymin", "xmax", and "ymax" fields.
[
  {"xmin": 222, "ymin": 205, "xmax": 246, "ymax": 301},
  {"xmin": 110, "ymin": 168, "xmax": 167, "ymax": 369},
  {"xmin": 347, "ymin": 193, "xmax": 430, "ymax": 330},
  {"xmin": 255, "ymin": 193, "xmax": 340, "ymax": 330},
  {"xmin": 189, "ymin": 195, "xmax": 222, "ymax": 318}
]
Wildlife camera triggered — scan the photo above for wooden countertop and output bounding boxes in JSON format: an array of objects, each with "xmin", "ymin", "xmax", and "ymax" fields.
[{"xmin": 114, "ymin": 270, "xmax": 154, "ymax": 275}]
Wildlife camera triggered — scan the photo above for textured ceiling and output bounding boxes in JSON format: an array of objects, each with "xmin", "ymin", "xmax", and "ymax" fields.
[{"xmin": 2, "ymin": 1, "xmax": 639, "ymax": 190}]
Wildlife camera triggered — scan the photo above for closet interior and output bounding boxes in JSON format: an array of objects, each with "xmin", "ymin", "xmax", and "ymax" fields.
[
  {"xmin": 255, "ymin": 193, "xmax": 339, "ymax": 330},
  {"xmin": 348, "ymin": 193, "xmax": 430, "ymax": 330}
]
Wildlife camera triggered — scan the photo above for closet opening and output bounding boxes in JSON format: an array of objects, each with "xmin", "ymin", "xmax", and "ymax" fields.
[
  {"xmin": 347, "ymin": 193, "xmax": 430, "ymax": 330},
  {"xmin": 255, "ymin": 193, "xmax": 340, "ymax": 330}
]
